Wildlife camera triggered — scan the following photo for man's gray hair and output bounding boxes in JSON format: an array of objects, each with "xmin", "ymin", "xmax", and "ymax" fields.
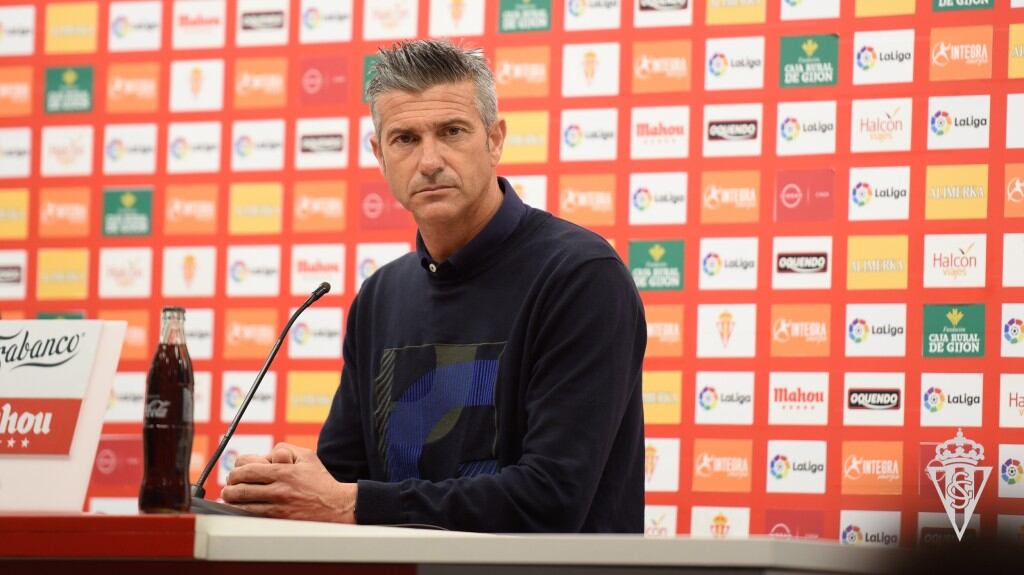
[{"xmin": 366, "ymin": 40, "xmax": 498, "ymax": 135}]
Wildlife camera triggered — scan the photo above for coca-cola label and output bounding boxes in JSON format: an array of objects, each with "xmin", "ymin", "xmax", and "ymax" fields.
[
  {"xmin": 0, "ymin": 398, "xmax": 81, "ymax": 455},
  {"xmin": 146, "ymin": 397, "xmax": 171, "ymax": 419}
]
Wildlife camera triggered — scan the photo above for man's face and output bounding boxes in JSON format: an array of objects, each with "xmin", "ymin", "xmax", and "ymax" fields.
[{"xmin": 370, "ymin": 81, "xmax": 505, "ymax": 226}]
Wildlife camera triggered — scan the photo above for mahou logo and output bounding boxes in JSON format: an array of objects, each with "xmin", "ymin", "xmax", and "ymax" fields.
[
  {"xmin": 0, "ymin": 329, "xmax": 86, "ymax": 372},
  {"xmin": 0, "ymin": 398, "xmax": 81, "ymax": 455}
]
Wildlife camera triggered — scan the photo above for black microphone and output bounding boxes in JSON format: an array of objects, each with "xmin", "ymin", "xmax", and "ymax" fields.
[{"xmin": 190, "ymin": 282, "xmax": 331, "ymax": 515}]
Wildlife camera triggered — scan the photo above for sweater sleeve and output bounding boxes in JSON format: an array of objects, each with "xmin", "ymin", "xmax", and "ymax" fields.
[
  {"xmin": 354, "ymin": 257, "xmax": 646, "ymax": 532},
  {"xmin": 317, "ymin": 296, "xmax": 371, "ymax": 482}
]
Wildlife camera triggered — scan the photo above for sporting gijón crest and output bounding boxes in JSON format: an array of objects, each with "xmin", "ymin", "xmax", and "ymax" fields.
[{"xmin": 925, "ymin": 429, "xmax": 991, "ymax": 541}]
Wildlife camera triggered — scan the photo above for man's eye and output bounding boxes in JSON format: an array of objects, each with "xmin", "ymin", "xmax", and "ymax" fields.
[
  {"xmin": 445, "ymin": 127, "xmax": 464, "ymax": 136},
  {"xmin": 393, "ymin": 135, "xmax": 413, "ymax": 144}
]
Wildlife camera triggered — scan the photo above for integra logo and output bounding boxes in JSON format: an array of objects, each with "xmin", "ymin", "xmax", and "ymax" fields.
[
  {"xmin": 708, "ymin": 120, "xmax": 758, "ymax": 141},
  {"xmin": 848, "ymin": 388, "xmax": 901, "ymax": 410},
  {"xmin": 776, "ymin": 253, "xmax": 828, "ymax": 274},
  {"xmin": 0, "ymin": 329, "xmax": 85, "ymax": 371}
]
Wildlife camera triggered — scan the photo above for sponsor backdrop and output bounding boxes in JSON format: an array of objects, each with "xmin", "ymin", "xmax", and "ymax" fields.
[{"xmin": 2, "ymin": 0, "xmax": 1024, "ymax": 545}]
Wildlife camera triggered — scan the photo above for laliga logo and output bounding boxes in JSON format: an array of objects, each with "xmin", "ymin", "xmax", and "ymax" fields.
[
  {"xmin": 291, "ymin": 322, "xmax": 311, "ymax": 345},
  {"xmin": 362, "ymin": 129, "xmax": 374, "ymax": 154},
  {"xmin": 848, "ymin": 318, "xmax": 868, "ymax": 343},
  {"xmin": 563, "ymin": 124, "xmax": 584, "ymax": 148},
  {"xmin": 926, "ymin": 429, "xmax": 991, "ymax": 542},
  {"xmin": 229, "ymin": 261, "xmax": 249, "ymax": 282},
  {"xmin": 303, "ymin": 7, "xmax": 321, "ymax": 29},
  {"xmin": 698, "ymin": 386, "xmax": 719, "ymax": 411},
  {"xmin": 568, "ymin": 0, "xmax": 586, "ymax": 17},
  {"xmin": 708, "ymin": 53, "xmax": 728, "ymax": 77},
  {"xmin": 785, "ymin": 0, "xmax": 802, "ymax": 5},
  {"xmin": 234, "ymin": 135, "xmax": 254, "ymax": 157},
  {"xmin": 358, "ymin": 258, "xmax": 378, "ymax": 280},
  {"xmin": 632, "ymin": 187, "xmax": 653, "ymax": 211},
  {"xmin": 1002, "ymin": 458, "xmax": 1023, "ymax": 486},
  {"xmin": 930, "ymin": 110, "xmax": 952, "ymax": 136},
  {"xmin": 702, "ymin": 253, "xmax": 722, "ymax": 276},
  {"xmin": 111, "ymin": 15, "xmax": 131, "ymax": 38},
  {"xmin": 841, "ymin": 524, "xmax": 865, "ymax": 545},
  {"xmin": 1005, "ymin": 318, "xmax": 1023, "ymax": 344},
  {"xmin": 170, "ymin": 137, "xmax": 189, "ymax": 160},
  {"xmin": 222, "ymin": 448, "xmax": 239, "ymax": 474},
  {"xmin": 851, "ymin": 182, "xmax": 873, "ymax": 207},
  {"xmin": 105, "ymin": 139, "xmax": 126, "ymax": 161},
  {"xmin": 225, "ymin": 385, "xmax": 244, "ymax": 409},
  {"xmin": 769, "ymin": 454, "xmax": 790, "ymax": 479},
  {"xmin": 923, "ymin": 387, "xmax": 946, "ymax": 413},
  {"xmin": 780, "ymin": 117, "xmax": 800, "ymax": 141},
  {"xmin": 856, "ymin": 46, "xmax": 877, "ymax": 71}
]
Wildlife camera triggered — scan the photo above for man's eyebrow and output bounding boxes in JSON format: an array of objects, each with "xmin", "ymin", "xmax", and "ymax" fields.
[
  {"xmin": 433, "ymin": 117, "xmax": 472, "ymax": 127},
  {"xmin": 385, "ymin": 117, "xmax": 473, "ymax": 139},
  {"xmin": 384, "ymin": 125, "xmax": 415, "ymax": 139}
]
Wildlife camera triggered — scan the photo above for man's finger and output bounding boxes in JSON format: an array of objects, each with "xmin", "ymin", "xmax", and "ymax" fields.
[
  {"xmin": 221, "ymin": 482, "xmax": 275, "ymax": 504},
  {"xmin": 231, "ymin": 503, "xmax": 283, "ymax": 518},
  {"xmin": 270, "ymin": 446, "xmax": 297, "ymax": 464},
  {"xmin": 271, "ymin": 442, "xmax": 312, "ymax": 462},
  {"xmin": 234, "ymin": 453, "xmax": 272, "ymax": 467},
  {"xmin": 226, "ymin": 462, "xmax": 279, "ymax": 485}
]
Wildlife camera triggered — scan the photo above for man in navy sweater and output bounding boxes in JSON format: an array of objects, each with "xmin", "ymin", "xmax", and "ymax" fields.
[{"xmin": 223, "ymin": 40, "xmax": 646, "ymax": 532}]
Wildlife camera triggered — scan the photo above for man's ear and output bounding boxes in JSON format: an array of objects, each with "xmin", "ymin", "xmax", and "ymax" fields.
[
  {"xmin": 370, "ymin": 133, "xmax": 386, "ymax": 174},
  {"xmin": 488, "ymin": 117, "xmax": 506, "ymax": 167}
]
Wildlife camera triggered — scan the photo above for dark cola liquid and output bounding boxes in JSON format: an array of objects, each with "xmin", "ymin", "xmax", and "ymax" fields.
[{"xmin": 139, "ymin": 342, "xmax": 194, "ymax": 513}]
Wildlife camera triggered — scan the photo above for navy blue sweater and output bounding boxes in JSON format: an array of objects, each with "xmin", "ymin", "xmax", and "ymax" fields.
[{"xmin": 317, "ymin": 179, "xmax": 646, "ymax": 532}]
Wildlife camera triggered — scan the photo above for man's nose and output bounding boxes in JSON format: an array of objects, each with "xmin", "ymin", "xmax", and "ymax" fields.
[{"xmin": 417, "ymin": 137, "xmax": 443, "ymax": 177}]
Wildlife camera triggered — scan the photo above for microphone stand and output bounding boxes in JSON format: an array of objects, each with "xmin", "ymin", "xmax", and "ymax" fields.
[{"xmin": 189, "ymin": 282, "xmax": 330, "ymax": 515}]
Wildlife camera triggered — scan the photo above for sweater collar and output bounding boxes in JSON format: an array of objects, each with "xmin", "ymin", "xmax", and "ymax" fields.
[{"xmin": 416, "ymin": 177, "xmax": 527, "ymax": 279}]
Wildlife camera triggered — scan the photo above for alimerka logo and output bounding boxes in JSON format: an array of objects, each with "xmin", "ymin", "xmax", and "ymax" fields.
[{"xmin": 0, "ymin": 329, "xmax": 86, "ymax": 371}]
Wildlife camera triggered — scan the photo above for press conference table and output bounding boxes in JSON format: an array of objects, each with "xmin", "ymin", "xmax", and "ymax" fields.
[{"xmin": 0, "ymin": 513, "xmax": 900, "ymax": 574}]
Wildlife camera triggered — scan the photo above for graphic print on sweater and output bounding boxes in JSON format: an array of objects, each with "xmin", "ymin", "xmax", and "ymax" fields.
[{"xmin": 373, "ymin": 342, "xmax": 505, "ymax": 481}]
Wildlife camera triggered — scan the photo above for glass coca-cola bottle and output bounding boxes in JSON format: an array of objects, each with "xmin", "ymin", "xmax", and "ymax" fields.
[{"xmin": 139, "ymin": 307, "xmax": 194, "ymax": 513}]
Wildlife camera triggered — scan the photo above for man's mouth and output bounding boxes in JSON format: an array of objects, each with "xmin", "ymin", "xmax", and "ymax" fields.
[{"xmin": 416, "ymin": 186, "xmax": 452, "ymax": 194}]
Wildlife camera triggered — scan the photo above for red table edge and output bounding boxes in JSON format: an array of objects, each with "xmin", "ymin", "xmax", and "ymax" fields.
[{"xmin": 0, "ymin": 513, "xmax": 195, "ymax": 559}]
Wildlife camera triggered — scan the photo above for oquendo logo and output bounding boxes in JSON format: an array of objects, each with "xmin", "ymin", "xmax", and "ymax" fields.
[{"xmin": 0, "ymin": 329, "xmax": 86, "ymax": 371}]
